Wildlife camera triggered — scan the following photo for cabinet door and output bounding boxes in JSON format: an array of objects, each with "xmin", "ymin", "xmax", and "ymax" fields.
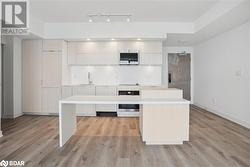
[
  {"xmin": 42, "ymin": 52, "xmax": 61, "ymax": 87},
  {"xmin": 140, "ymin": 53, "xmax": 162, "ymax": 65},
  {"xmin": 43, "ymin": 40, "xmax": 63, "ymax": 51},
  {"xmin": 61, "ymin": 87, "xmax": 73, "ymax": 98},
  {"xmin": 22, "ymin": 40, "xmax": 42, "ymax": 113},
  {"xmin": 42, "ymin": 88, "xmax": 61, "ymax": 114},
  {"xmin": 95, "ymin": 86, "xmax": 117, "ymax": 112},
  {"xmin": 68, "ymin": 42, "xmax": 118, "ymax": 65},
  {"xmin": 73, "ymin": 86, "xmax": 96, "ymax": 116}
]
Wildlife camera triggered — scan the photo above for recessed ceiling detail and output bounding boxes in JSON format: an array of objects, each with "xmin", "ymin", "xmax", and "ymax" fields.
[{"xmin": 30, "ymin": 1, "xmax": 219, "ymax": 23}]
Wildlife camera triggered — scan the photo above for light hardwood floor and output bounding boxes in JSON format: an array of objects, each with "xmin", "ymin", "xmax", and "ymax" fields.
[{"xmin": 0, "ymin": 106, "xmax": 250, "ymax": 167}]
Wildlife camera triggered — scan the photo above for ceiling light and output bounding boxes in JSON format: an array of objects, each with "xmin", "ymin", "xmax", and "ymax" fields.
[
  {"xmin": 126, "ymin": 17, "xmax": 130, "ymax": 22},
  {"xmin": 86, "ymin": 38, "xmax": 91, "ymax": 41},
  {"xmin": 89, "ymin": 18, "xmax": 93, "ymax": 22},
  {"xmin": 137, "ymin": 38, "xmax": 141, "ymax": 41},
  {"xmin": 111, "ymin": 38, "xmax": 115, "ymax": 41}
]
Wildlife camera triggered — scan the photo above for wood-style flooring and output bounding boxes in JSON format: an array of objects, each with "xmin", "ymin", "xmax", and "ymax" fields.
[{"xmin": 0, "ymin": 106, "xmax": 250, "ymax": 167}]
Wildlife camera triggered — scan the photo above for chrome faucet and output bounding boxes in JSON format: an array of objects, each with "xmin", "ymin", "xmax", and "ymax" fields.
[{"xmin": 88, "ymin": 72, "xmax": 93, "ymax": 84}]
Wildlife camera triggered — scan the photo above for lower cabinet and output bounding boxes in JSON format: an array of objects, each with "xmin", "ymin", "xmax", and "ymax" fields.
[
  {"xmin": 95, "ymin": 86, "xmax": 117, "ymax": 112},
  {"xmin": 42, "ymin": 87, "xmax": 61, "ymax": 114},
  {"xmin": 72, "ymin": 85, "xmax": 96, "ymax": 116},
  {"xmin": 61, "ymin": 86, "xmax": 73, "ymax": 98}
]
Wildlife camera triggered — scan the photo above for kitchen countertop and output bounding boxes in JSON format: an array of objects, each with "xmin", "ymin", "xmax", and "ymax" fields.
[{"xmin": 60, "ymin": 95, "xmax": 190, "ymax": 104}]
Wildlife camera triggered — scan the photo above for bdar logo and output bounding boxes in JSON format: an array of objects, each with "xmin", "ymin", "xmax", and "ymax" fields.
[{"xmin": 0, "ymin": 160, "xmax": 8, "ymax": 167}]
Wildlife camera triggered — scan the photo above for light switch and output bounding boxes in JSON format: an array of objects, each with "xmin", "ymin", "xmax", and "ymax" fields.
[{"xmin": 235, "ymin": 70, "xmax": 243, "ymax": 77}]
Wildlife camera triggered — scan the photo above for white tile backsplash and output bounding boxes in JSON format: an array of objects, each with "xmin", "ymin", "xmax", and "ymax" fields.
[{"xmin": 70, "ymin": 65, "xmax": 161, "ymax": 85}]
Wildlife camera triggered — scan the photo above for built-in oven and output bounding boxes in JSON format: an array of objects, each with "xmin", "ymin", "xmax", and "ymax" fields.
[{"xmin": 118, "ymin": 89, "xmax": 140, "ymax": 117}]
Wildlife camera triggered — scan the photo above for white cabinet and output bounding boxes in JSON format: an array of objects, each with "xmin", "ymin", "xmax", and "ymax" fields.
[
  {"xmin": 42, "ymin": 40, "xmax": 63, "ymax": 51},
  {"xmin": 42, "ymin": 51, "xmax": 62, "ymax": 87},
  {"xmin": 68, "ymin": 42, "xmax": 119, "ymax": 65},
  {"xmin": 117, "ymin": 41, "xmax": 162, "ymax": 53},
  {"xmin": 95, "ymin": 86, "xmax": 117, "ymax": 112},
  {"xmin": 42, "ymin": 88, "xmax": 61, "ymax": 114},
  {"xmin": 68, "ymin": 41, "xmax": 162, "ymax": 65},
  {"xmin": 61, "ymin": 86, "xmax": 73, "ymax": 98},
  {"xmin": 73, "ymin": 85, "xmax": 96, "ymax": 116},
  {"xmin": 22, "ymin": 40, "xmax": 43, "ymax": 113},
  {"xmin": 140, "ymin": 53, "xmax": 162, "ymax": 65},
  {"xmin": 23, "ymin": 40, "xmax": 64, "ymax": 115}
]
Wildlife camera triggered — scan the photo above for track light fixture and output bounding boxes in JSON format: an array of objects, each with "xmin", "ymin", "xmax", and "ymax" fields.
[{"xmin": 88, "ymin": 14, "xmax": 132, "ymax": 23}]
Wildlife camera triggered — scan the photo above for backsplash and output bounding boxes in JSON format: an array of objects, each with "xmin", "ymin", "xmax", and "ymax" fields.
[{"xmin": 70, "ymin": 65, "xmax": 162, "ymax": 85}]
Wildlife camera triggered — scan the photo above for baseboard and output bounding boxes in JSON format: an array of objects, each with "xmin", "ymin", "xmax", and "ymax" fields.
[
  {"xmin": 23, "ymin": 112, "xmax": 96, "ymax": 117},
  {"xmin": 23, "ymin": 112, "xmax": 59, "ymax": 116},
  {"xmin": 2, "ymin": 113, "xmax": 23, "ymax": 119},
  {"xmin": 0, "ymin": 130, "xmax": 2, "ymax": 137},
  {"xmin": 193, "ymin": 103, "xmax": 250, "ymax": 129}
]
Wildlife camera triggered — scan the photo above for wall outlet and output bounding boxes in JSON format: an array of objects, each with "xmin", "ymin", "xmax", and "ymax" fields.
[
  {"xmin": 212, "ymin": 98, "xmax": 216, "ymax": 105},
  {"xmin": 235, "ymin": 70, "xmax": 243, "ymax": 77}
]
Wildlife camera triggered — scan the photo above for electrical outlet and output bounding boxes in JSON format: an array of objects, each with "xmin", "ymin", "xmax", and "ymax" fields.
[
  {"xmin": 212, "ymin": 98, "xmax": 216, "ymax": 105},
  {"xmin": 235, "ymin": 70, "xmax": 243, "ymax": 77}
]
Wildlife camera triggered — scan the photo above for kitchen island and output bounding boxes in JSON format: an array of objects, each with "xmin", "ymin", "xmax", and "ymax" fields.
[{"xmin": 59, "ymin": 89, "xmax": 190, "ymax": 147}]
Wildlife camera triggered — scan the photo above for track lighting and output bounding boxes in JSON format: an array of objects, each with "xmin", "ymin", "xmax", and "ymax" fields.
[{"xmin": 87, "ymin": 14, "xmax": 131, "ymax": 23}]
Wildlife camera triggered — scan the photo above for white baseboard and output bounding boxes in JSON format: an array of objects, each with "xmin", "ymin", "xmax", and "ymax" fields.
[
  {"xmin": 193, "ymin": 103, "xmax": 250, "ymax": 129},
  {"xmin": 0, "ymin": 130, "xmax": 2, "ymax": 137},
  {"xmin": 23, "ymin": 112, "xmax": 96, "ymax": 117},
  {"xmin": 2, "ymin": 113, "xmax": 23, "ymax": 119},
  {"xmin": 24, "ymin": 112, "xmax": 59, "ymax": 116}
]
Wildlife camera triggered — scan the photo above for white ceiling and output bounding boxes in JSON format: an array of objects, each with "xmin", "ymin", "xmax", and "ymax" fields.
[{"xmin": 30, "ymin": 0, "xmax": 219, "ymax": 22}]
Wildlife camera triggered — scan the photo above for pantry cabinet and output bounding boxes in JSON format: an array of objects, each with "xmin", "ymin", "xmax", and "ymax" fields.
[
  {"xmin": 42, "ymin": 51, "xmax": 62, "ymax": 87},
  {"xmin": 22, "ymin": 40, "xmax": 64, "ymax": 115},
  {"xmin": 42, "ymin": 40, "xmax": 63, "ymax": 52},
  {"xmin": 22, "ymin": 40, "xmax": 43, "ymax": 113}
]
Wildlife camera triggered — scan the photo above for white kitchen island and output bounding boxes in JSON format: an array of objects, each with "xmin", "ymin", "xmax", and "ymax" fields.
[{"xmin": 59, "ymin": 90, "xmax": 190, "ymax": 147}]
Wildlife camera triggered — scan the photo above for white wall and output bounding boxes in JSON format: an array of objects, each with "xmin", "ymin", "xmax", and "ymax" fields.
[
  {"xmin": 193, "ymin": 21, "xmax": 250, "ymax": 128},
  {"xmin": 13, "ymin": 37, "xmax": 22, "ymax": 118},
  {"xmin": 0, "ymin": 2, "xmax": 2, "ymax": 136},
  {"xmin": 2, "ymin": 36, "xmax": 23, "ymax": 118}
]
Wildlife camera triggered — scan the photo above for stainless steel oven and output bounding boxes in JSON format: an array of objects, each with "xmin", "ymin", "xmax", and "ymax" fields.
[
  {"xmin": 118, "ymin": 90, "xmax": 140, "ymax": 112},
  {"xmin": 117, "ymin": 89, "xmax": 140, "ymax": 117}
]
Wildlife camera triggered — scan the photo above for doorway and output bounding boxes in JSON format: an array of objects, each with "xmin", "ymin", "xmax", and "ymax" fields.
[{"xmin": 168, "ymin": 53, "xmax": 191, "ymax": 100}]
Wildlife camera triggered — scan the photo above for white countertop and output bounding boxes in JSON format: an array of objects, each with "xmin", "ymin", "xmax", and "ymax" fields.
[{"xmin": 60, "ymin": 95, "xmax": 190, "ymax": 104}]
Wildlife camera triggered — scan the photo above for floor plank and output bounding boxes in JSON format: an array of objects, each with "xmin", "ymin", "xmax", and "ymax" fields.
[{"xmin": 0, "ymin": 106, "xmax": 249, "ymax": 167}]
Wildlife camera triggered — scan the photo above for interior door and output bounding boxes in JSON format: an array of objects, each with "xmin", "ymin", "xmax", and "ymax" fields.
[{"xmin": 168, "ymin": 53, "xmax": 191, "ymax": 100}]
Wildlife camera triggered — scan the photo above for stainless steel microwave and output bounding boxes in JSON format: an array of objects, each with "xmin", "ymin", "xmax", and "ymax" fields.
[{"xmin": 119, "ymin": 52, "xmax": 139, "ymax": 65}]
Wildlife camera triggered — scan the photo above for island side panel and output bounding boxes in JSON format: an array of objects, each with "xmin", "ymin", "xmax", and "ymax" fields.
[
  {"xmin": 142, "ymin": 103, "xmax": 189, "ymax": 145},
  {"xmin": 59, "ymin": 103, "xmax": 77, "ymax": 147}
]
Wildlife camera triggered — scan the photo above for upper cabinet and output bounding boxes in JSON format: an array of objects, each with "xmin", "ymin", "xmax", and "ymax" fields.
[
  {"xmin": 117, "ymin": 41, "xmax": 162, "ymax": 53},
  {"xmin": 68, "ymin": 42, "xmax": 118, "ymax": 65},
  {"xmin": 67, "ymin": 41, "xmax": 162, "ymax": 65},
  {"xmin": 42, "ymin": 40, "xmax": 63, "ymax": 52}
]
